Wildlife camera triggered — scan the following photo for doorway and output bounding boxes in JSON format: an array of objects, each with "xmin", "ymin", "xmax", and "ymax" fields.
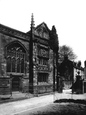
[{"xmin": 12, "ymin": 75, "xmax": 22, "ymax": 91}]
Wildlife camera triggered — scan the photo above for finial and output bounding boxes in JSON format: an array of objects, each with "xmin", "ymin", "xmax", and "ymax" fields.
[{"xmin": 31, "ymin": 13, "xmax": 35, "ymax": 28}]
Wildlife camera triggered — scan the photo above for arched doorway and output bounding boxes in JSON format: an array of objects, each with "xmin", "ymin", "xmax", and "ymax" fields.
[
  {"xmin": 5, "ymin": 41, "xmax": 27, "ymax": 91},
  {"xmin": 12, "ymin": 75, "xmax": 20, "ymax": 91}
]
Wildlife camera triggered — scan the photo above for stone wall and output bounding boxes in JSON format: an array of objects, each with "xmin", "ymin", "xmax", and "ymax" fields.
[
  {"xmin": 33, "ymin": 84, "xmax": 53, "ymax": 94},
  {"xmin": 48, "ymin": 49, "xmax": 53, "ymax": 84},
  {"xmin": 0, "ymin": 33, "xmax": 29, "ymax": 77},
  {"xmin": 22, "ymin": 78, "xmax": 29, "ymax": 93},
  {"xmin": 0, "ymin": 33, "xmax": 7, "ymax": 77}
]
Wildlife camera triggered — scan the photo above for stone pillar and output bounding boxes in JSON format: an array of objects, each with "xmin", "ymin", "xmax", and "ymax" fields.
[
  {"xmin": 33, "ymin": 42, "xmax": 38, "ymax": 94},
  {"xmin": 83, "ymin": 61, "xmax": 86, "ymax": 93},
  {"xmin": 0, "ymin": 36, "xmax": 2, "ymax": 76},
  {"xmin": 84, "ymin": 61, "xmax": 86, "ymax": 80},
  {"xmin": 0, "ymin": 35, "xmax": 6, "ymax": 77}
]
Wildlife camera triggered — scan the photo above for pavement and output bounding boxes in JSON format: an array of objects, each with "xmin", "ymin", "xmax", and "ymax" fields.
[
  {"xmin": 0, "ymin": 91, "xmax": 52, "ymax": 104},
  {"xmin": 55, "ymin": 89, "xmax": 86, "ymax": 101},
  {"xmin": 0, "ymin": 90, "xmax": 86, "ymax": 115}
]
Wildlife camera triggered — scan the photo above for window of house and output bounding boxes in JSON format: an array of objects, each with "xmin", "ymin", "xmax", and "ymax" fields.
[
  {"xmin": 38, "ymin": 58, "xmax": 48, "ymax": 66},
  {"xmin": 38, "ymin": 73, "xmax": 48, "ymax": 82}
]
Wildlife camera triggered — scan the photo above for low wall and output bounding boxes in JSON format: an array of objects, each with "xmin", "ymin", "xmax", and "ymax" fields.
[
  {"xmin": 22, "ymin": 83, "xmax": 53, "ymax": 94},
  {"xmin": 33, "ymin": 84, "xmax": 53, "ymax": 94}
]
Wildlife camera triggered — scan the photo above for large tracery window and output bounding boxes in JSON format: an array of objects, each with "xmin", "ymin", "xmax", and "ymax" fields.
[
  {"xmin": 12, "ymin": 57, "xmax": 16, "ymax": 72},
  {"xmin": 7, "ymin": 57, "xmax": 11, "ymax": 72},
  {"xmin": 6, "ymin": 42, "xmax": 27, "ymax": 73}
]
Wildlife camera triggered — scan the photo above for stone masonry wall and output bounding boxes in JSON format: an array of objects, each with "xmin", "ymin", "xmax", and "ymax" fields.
[{"xmin": 48, "ymin": 49, "xmax": 53, "ymax": 84}]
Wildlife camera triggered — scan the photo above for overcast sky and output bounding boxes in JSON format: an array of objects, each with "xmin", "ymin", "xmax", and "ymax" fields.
[{"xmin": 0, "ymin": 0, "xmax": 86, "ymax": 66}]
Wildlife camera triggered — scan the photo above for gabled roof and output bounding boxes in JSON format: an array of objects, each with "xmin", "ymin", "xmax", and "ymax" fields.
[
  {"xmin": 27, "ymin": 22, "xmax": 50, "ymax": 35},
  {"xmin": 27, "ymin": 22, "xmax": 50, "ymax": 40},
  {"xmin": 59, "ymin": 58, "xmax": 84, "ymax": 72},
  {"xmin": 35, "ymin": 22, "xmax": 50, "ymax": 32}
]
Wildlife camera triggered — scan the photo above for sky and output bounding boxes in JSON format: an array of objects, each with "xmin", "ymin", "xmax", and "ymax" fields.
[{"xmin": 0, "ymin": 0, "xmax": 86, "ymax": 66}]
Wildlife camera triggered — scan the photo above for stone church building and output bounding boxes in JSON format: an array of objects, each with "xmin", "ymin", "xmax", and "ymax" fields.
[{"xmin": 0, "ymin": 16, "xmax": 55, "ymax": 94}]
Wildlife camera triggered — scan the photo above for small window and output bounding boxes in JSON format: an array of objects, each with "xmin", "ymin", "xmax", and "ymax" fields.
[
  {"xmin": 38, "ymin": 58, "xmax": 48, "ymax": 65},
  {"xmin": 38, "ymin": 73, "xmax": 48, "ymax": 82}
]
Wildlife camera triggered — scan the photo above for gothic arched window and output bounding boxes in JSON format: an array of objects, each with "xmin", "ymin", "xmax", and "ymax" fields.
[
  {"xmin": 7, "ymin": 57, "xmax": 11, "ymax": 72},
  {"xmin": 12, "ymin": 57, "xmax": 16, "ymax": 72},
  {"xmin": 6, "ymin": 42, "xmax": 27, "ymax": 74}
]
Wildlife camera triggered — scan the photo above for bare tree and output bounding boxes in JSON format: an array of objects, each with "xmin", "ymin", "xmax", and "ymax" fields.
[{"xmin": 59, "ymin": 45, "xmax": 77, "ymax": 63}]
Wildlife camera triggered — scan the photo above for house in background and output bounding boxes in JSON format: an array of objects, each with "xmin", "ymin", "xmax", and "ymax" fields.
[
  {"xmin": 58, "ymin": 56, "xmax": 84, "ymax": 89},
  {"xmin": 73, "ymin": 64, "xmax": 84, "ymax": 82}
]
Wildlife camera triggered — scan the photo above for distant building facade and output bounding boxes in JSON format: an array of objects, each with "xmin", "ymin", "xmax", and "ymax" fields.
[
  {"xmin": 58, "ymin": 57, "xmax": 84, "ymax": 89},
  {"xmin": 73, "ymin": 65, "xmax": 84, "ymax": 82},
  {"xmin": 0, "ymin": 21, "xmax": 55, "ymax": 94}
]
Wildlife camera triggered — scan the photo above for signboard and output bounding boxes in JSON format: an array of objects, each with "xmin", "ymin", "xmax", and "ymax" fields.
[{"xmin": 0, "ymin": 78, "xmax": 12, "ymax": 96}]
